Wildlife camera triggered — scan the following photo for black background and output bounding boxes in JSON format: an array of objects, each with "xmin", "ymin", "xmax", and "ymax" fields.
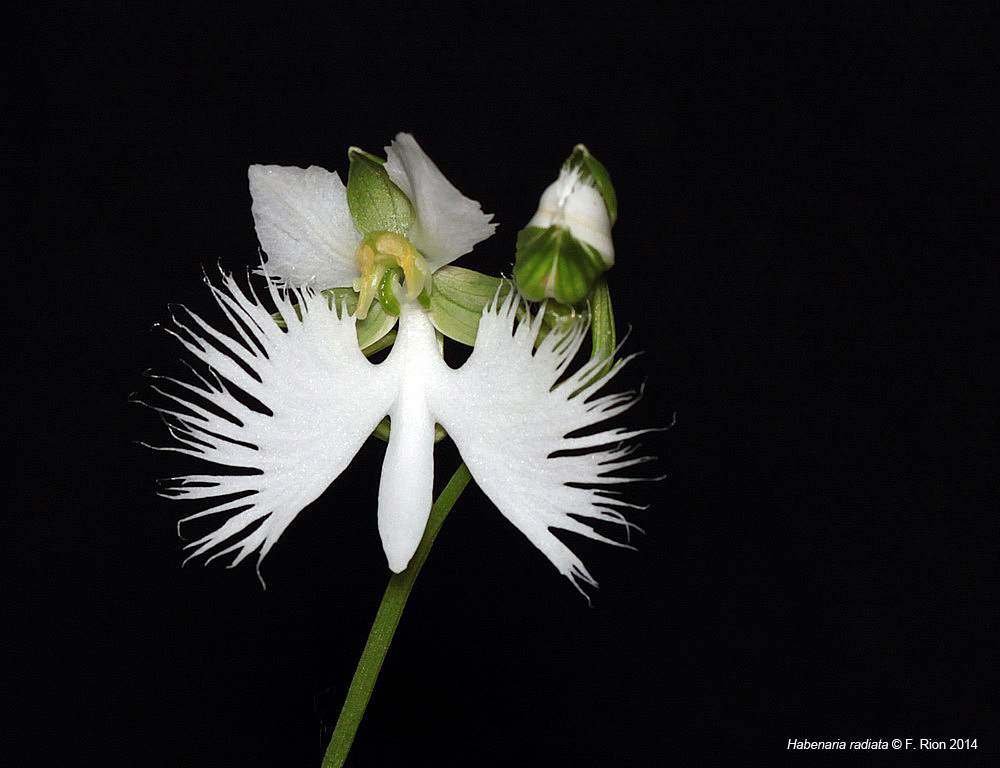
[{"xmin": 10, "ymin": 1, "xmax": 995, "ymax": 765}]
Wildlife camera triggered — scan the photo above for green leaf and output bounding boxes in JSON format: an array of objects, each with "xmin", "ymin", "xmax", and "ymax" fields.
[{"xmin": 346, "ymin": 147, "xmax": 415, "ymax": 235}]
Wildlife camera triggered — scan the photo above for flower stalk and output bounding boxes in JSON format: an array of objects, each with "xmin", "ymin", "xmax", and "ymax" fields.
[{"xmin": 321, "ymin": 463, "xmax": 472, "ymax": 768}]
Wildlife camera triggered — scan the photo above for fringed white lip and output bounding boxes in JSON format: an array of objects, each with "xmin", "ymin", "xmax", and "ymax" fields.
[{"xmin": 148, "ymin": 273, "xmax": 648, "ymax": 592}]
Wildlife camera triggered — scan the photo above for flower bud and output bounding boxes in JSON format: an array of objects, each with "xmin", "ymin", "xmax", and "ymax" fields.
[{"xmin": 514, "ymin": 145, "xmax": 617, "ymax": 304}]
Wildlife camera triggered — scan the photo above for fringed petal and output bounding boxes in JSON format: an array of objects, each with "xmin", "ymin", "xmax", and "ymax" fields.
[
  {"xmin": 248, "ymin": 164, "xmax": 360, "ymax": 289},
  {"xmin": 151, "ymin": 272, "xmax": 396, "ymax": 572},
  {"xmin": 384, "ymin": 133, "xmax": 496, "ymax": 271},
  {"xmin": 430, "ymin": 292, "xmax": 649, "ymax": 595}
]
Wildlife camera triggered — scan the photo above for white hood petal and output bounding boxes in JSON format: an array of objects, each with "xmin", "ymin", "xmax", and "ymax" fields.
[
  {"xmin": 384, "ymin": 133, "xmax": 496, "ymax": 271},
  {"xmin": 152, "ymin": 273, "xmax": 395, "ymax": 570},
  {"xmin": 429, "ymin": 293, "xmax": 647, "ymax": 594},
  {"xmin": 248, "ymin": 164, "xmax": 361, "ymax": 289}
]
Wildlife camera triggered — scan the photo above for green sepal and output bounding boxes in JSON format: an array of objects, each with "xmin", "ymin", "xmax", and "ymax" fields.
[
  {"xmin": 566, "ymin": 144, "xmax": 617, "ymax": 225},
  {"xmin": 428, "ymin": 266, "xmax": 511, "ymax": 346},
  {"xmin": 429, "ymin": 265, "xmax": 586, "ymax": 349},
  {"xmin": 514, "ymin": 225, "xmax": 609, "ymax": 305},
  {"xmin": 346, "ymin": 147, "xmax": 415, "ymax": 235}
]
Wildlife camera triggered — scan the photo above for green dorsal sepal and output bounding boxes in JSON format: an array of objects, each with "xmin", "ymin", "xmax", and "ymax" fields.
[{"xmin": 346, "ymin": 146, "xmax": 416, "ymax": 236}]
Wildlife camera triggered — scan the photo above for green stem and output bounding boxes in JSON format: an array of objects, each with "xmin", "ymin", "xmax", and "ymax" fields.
[{"xmin": 321, "ymin": 462, "xmax": 473, "ymax": 768}]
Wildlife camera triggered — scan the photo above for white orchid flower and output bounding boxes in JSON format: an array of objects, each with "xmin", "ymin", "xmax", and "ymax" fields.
[{"xmin": 152, "ymin": 133, "xmax": 646, "ymax": 592}]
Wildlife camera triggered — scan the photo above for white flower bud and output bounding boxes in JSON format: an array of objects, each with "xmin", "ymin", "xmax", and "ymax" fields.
[{"xmin": 527, "ymin": 166, "xmax": 615, "ymax": 267}]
